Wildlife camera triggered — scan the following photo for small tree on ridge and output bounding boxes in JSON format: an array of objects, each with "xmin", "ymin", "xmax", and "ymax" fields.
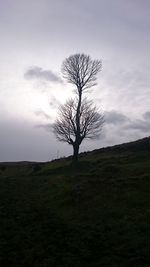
[{"xmin": 53, "ymin": 53, "xmax": 104, "ymax": 162}]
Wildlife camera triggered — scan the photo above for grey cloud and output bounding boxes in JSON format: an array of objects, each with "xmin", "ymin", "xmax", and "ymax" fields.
[
  {"xmin": 105, "ymin": 110, "xmax": 129, "ymax": 125},
  {"xmin": 124, "ymin": 112, "xmax": 150, "ymax": 133},
  {"xmin": 102, "ymin": 65, "xmax": 150, "ymax": 93},
  {"xmin": 0, "ymin": 119, "xmax": 55, "ymax": 161},
  {"xmin": 125, "ymin": 120, "xmax": 150, "ymax": 133},
  {"xmin": 34, "ymin": 109, "xmax": 51, "ymax": 120},
  {"xmin": 24, "ymin": 66, "xmax": 63, "ymax": 84},
  {"xmin": 101, "ymin": 110, "xmax": 150, "ymax": 148},
  {"xmin": 49, "ymin": 96, "xmax": 60, "ymax": 109},
  {"xmin": 143, "ymin": 111, "xmax": 150, "ymax": 120},
  {"xmin": 36, "ymin": 123, "xmax": 53, "ymax": 132},
  {"xmin": 0, "ymin": 118, "xmax": 72, "ymax": 161},
  {"xmin": 98, "ymin": 63, "xmax": 150, "ymax": 116}
]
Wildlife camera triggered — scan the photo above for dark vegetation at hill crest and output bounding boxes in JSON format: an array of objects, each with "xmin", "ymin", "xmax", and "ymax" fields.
[{"xmin": 0, "ymin": 136, "xmax": 150, "ymax": 266}]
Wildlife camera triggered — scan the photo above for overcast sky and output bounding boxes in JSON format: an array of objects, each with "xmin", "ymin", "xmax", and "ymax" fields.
[{"xmin": 0, "ymin": 0, "xmax": 150, "ymax": 161}]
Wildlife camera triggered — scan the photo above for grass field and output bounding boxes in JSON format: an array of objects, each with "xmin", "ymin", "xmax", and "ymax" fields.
[{"xmin": 0, "ymin": 137, "xmax": 150, "ymax": 266}]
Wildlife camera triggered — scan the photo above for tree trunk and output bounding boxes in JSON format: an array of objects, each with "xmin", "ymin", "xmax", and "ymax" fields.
[
  {"xmin": 73, "ymin": 143, "xmax": 79, "ymax": 163},
  {"xmin": 76, "ymin": 91, "xmax": 82, "ymax": 138}
]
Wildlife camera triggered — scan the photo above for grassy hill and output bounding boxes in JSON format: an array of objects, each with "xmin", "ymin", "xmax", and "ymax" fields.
[{"xmin": 0, "ymin": 137, "xmax": 150, "ymax": 267}]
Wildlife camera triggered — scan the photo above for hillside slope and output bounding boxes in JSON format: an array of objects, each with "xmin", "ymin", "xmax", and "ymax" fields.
[{"xmin": 0, "ymin": 137, "xmax": 150, "ymax": 267}]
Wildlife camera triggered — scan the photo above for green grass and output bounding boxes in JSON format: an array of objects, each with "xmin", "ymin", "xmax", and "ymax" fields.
[{"xmin": 0, "ymin": 137, "xmax": 150, "ymax": 266}]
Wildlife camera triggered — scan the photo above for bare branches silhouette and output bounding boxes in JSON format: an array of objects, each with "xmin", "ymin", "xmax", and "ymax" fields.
[{"xmin": 53, "ymin": 53, "xmax": 103, "ymax": 162}]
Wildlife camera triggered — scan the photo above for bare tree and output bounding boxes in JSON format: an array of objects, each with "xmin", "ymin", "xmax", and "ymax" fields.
[
  {"xmin": 62, "ymin": 53, "xmax": 102, "ymax": 92},
  {"xmin": 53, "ymin": 53, "xmax": 103, "ymax": 162},
  {"xmin": 53, "ymin": 98, "xmax": 104, "ymax": 161}
]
